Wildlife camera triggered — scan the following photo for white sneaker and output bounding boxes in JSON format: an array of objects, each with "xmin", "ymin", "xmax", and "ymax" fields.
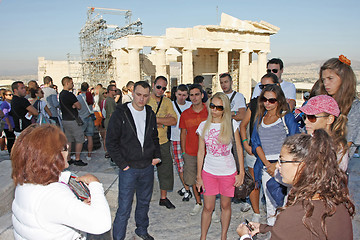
[
  {"xmin": 252, "ymin": 213, "xmax": 261, "ymax": 223},
  {"xmin": 239, "ymin": 202, "xmax": 251, "ymax": 212},
  {"xmin": 212, "ymin": 211, "xmax": 220, "ymax": 223},
  {"xmin": 70, "ymin": 155, "xmax": 76, "ymax": 160},
  {"xmin": 190, "ymin": 203, "xmax": 203, "ymax": 216},
  {"xmin": 86, "ymin": 156, "xmax": 92, "ymax": 161}
]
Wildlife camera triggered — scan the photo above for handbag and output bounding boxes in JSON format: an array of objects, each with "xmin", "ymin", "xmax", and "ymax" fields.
[{"xmin": 231, "ymin": 121, "xmax": 255, "ymax": 199}]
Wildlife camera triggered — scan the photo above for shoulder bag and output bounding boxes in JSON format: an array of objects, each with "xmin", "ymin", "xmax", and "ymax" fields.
[
  {"xmin": 231, "ymin": 121, "xmax": 255, "ymax": 199},
  {"xmin": 62, "ymin": 103, "xmax": 84, "ymax": 126}
]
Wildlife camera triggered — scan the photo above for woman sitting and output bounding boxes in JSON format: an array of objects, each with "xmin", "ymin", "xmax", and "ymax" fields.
[
  {"xmin": 237, "ymin": 129, "xmax": 354, "ymax": 239},
  {"xmin": 11, "ymin": 124, "xmax": 111, "ymax": 239}
]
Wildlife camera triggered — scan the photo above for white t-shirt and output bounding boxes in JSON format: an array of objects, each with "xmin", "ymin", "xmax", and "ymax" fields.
[
  {"xmin": 196, "ymin": 120, "xmax": 238, "ymax": 176},
  {"xmin": 251, "ymin": 80, "xmax": 296, "ymax": 100},
  {"xmin": 226, "ymin": 91, "xmax": 246, "ymax": 125},
  {"xmin": 170, "ymin": 100, "xmax": 192, "ymax": 141},
  {"xmin": 128, "ymin": 103, "xmax": 146, "ymax": 147}
]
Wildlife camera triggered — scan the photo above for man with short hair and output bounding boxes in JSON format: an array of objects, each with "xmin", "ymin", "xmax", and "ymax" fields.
[
  {"xmin": 11, "ymin": 81, "xmax": 38, "ymax": 136},
  {"xmin": 219, "ymin": 73, "xmax": 246, "ymax": 124},
  {"xmin": 251, "ymin": 58, "xmax": 296, "ymax": 111},
  {"xmin": 122, "ymin": 81, "xmax": 135, "ymax": 104},
  {"xmin": 77, "ymin": 82, "xmax": 95, "ymax": 161},
  {"xmin": 104, "ymin": 84, "xmax": 117, "ymax": 130},
  {"xmin": 193, "ymin": 75, "xmax": 208, "ymax": 103},
  {"xmin": 148, "ymin": 76, "xmax": 177, "ymax": 209},
  {"xmin": 59, "ymin": 76, "xmax": 87, "ymax": 166},
  {"xmin": 42, "ymin": 76, "xmax": 60, "ymax": 125},
  {"xmin": 179, "ymin": 84, "xmax": 208, "ymax": 215},
  {"xmin": 170, "ymin": 84, "xmax": 192, "ymax": 201},
  {"xmin": 107, "ymin": 81, "xmax": 160, "ymax": 240}
]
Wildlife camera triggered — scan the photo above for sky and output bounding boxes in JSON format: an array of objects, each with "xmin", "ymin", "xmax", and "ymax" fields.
[{"xmin": 0, "ymin": 0, "xmax": 359, "ymax": 75}]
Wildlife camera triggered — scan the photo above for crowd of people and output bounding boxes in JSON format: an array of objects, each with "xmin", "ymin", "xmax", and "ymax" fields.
[{"xmin": 3, "ymin": 55, "xmax": 358, "ymax": 239}]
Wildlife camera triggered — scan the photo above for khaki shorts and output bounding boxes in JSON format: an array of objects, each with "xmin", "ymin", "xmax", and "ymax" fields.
[
  {"xmin": 62, "ymin": 120, "xmax": 85, "ymax": 143},
  {"xmin": 183, "ymin": 153, "xmax": 198, "ymax": 186}
]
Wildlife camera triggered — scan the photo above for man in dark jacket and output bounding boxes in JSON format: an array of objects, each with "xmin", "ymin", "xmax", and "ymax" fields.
[{"xmin": 106, "ymin": 81, "xmax": 161, "ymax": 240}]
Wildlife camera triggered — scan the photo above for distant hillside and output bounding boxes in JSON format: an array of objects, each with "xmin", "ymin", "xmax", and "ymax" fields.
[{"xmin": 0, "ymin": 75, "xmax": 37, "ymax": 81}]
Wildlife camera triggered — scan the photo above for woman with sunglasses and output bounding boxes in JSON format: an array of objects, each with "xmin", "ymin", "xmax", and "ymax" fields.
[
  {"xmin": 237, "ymin": 129, "xmax": 354, "ymax": 239},
  {"xmin": 296, "ymin": 95, "xmax": 349, "ymax": 171},
  {"xmin": 196, "ymin": 92, "xmax": 245, "ymax": 240},
  {"xmin": 239, "ymin": 73, "xmax": 279, "ymax": 222},
  {"xmin": 317, "ymin": 55, "xmax": 359, "ymax": 158},
  {"xmin": 11, "ymin": 124, "xmax": 111, "ymax": 239},
  {"xmin": 251, "ymin": 84, "xmax": 299, "ymax": 226},
  {"xmin": 0, "ymin": 90, "xmax": 15, "ymax": 153}
]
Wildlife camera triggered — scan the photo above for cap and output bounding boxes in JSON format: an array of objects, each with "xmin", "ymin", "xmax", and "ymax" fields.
[{"xmin": 296, "ymin": 95, "xmax": 340, "ymax": 117}]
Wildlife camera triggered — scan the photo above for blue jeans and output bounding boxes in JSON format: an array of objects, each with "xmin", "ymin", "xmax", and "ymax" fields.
[{"xmin": 113, "ymin": 164, "xmax": 154, "ymax": 240}]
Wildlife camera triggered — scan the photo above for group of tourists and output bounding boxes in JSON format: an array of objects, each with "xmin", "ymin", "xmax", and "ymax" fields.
[{"xmin": 6, "ymin": 55, "xmax": 358, "ymax": 240}]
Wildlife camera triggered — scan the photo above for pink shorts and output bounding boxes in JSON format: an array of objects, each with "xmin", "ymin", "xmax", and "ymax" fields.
[{"xmin": 202, "ymin": 170, "xmax": 236, "ymax": 197}]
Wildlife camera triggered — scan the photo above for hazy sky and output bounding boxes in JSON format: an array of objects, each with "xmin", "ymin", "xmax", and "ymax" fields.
[{"xmin": 0, "ymin": 0, "xmax": 359, "ymax": 75}]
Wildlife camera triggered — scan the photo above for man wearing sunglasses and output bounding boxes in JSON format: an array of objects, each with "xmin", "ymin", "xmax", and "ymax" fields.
[
  {"xmin": 219, "ymin": 73, "xmax": 246, "ymax": 124},
  {"xmin": 148, "ymin": 76, "xmax": 178, "ymax": 209},
  {"xmin": 251, "ymin": 58, "xmax": 296, "ymax": 111}
]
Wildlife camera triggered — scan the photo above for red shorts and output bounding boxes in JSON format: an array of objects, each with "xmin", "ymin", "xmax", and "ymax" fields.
[{"xmin": 202, "ymin": 170, "xmax": 236, "ymax": 197}]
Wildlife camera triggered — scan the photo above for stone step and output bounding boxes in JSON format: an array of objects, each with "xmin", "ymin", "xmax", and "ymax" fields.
[
  {"xmin": 0, "ymin": 212, "xmax": 13, "ymax": 240},
  {"xmin": 0, "ymin": 160, "xmax": 14, "ymax": 217}
]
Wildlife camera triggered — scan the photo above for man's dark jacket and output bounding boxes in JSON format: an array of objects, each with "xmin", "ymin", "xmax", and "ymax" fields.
[{"xmin": 106, "ymin": 102, "xmax": 161, "ymax": 170}]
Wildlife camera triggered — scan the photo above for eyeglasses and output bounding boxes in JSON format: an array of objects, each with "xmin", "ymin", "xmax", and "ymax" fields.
[
  {"xmin": 209, "ymin": 103, "xmax": 224, "ymax": 111},
  {"xmin": 302, "ymin": 114, "xmax": 328, "ymax": 123},
  {"xmin": 156, "ymin": 85, "xmax": 167, "ymax": 91},
  {"xmin": 267, "ymin": 69, "xmax": 279, "ymax": 74},
  {"xmin": 277, "ymin": 157, "xmax": 302, "ymax": 166},
  {"xmin": 260, "ymin": 96, "xmax": 277, "ymax": 104},
  {"xmin": 259, "ymin": 84, "xmax": 275, "ymax": 90}
]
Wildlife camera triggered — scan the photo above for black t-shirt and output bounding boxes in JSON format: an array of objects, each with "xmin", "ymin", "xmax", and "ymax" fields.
[
  {"xmin": 11, "ymin": 95, "xmax": 32, "ymax": 132},
  {"xmin": 59, "ymin": 90, "xmax": 79, "ymax": 120}
]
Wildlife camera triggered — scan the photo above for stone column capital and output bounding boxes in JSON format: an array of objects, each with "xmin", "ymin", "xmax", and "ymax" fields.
[
  {"xmin": 182, "ymin": 48, "xmax": 196, "ymax": 52},
  {"xmin": 127, "ymin": 47, "xmax": 141, "ymax": 52},
  {"xmin": 240, "ymin": 49, "xmax": 251, "ymax": 54},
  {"xmin": 218, "ymin": 48, "xmax": 231, "ymax": 53}
]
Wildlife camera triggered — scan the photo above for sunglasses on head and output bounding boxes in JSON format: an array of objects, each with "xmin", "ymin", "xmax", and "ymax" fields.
[
  {"xmin": 267, "ymin": 69, "xmax": 279, "ymax": 74},
  {"xmin": 156, "ymin": 85, "xmax": 167, "ymax": 91},
  {"xmin": 260, "ymin": 96, "xmax": 277, "ymax": 104},
  {"xmin": 301, "ymin": 114, "xmax": 328, "ymax": 123},
  {"xmin": 259, "ymin": 84, "xmax": 275, "ymax": 90},
  {"xmin": 209, "ymin": 103, "xmax": 224, "ymax": 111}
]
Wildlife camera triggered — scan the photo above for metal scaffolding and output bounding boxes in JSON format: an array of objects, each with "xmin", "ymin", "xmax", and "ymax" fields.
[{"xmin": 79, "ymin": 7, "xmax": 143, "ymax": 86}]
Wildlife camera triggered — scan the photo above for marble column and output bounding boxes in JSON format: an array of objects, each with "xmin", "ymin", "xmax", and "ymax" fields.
[
  {"xmin": 239, "ymin": 50, "xmax": 251, "ymax": 101},
  {"xmin": 112, "ymin": 48, "xmax": 128, "ymax": 88},
  {"xmin": 155, "ymin": 48, "xmax": 167, "ymax": 79},
  {"xmin": 128, "ymin": 47, "xmax": 141, "ymax": 82},
  {"xmin": 216, "ymin": 48, "xmax": 230, "ymax": 92},
  {"xmin": 182, "ymin": 48, "xmax": 194, "ymax": 84},
  {"xmin": 257, "ymin": 51, "xmax": 268, "ymax": 82}
]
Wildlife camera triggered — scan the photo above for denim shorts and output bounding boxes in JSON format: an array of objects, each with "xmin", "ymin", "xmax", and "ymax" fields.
[{"xmin": 82, "ymin": 116, "xmax": 95, "ymax": 137}]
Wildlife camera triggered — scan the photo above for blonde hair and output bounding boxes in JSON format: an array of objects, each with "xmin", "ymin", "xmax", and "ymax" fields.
[{"xmin": 201, "ymin": 92, "xmax": 233, "ymax": 145}]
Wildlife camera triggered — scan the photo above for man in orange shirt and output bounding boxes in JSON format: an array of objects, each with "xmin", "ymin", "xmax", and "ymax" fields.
[{"xmin": 179, "ymin": 84, "xmax": 208, "ymax": 216}]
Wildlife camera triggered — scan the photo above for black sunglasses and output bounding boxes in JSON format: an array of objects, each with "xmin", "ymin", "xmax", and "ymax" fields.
[
  {"xmin": 259, "ymin": 84, "xmax": 275, "ymax": 90},
  {"xmin": 267, "ymin": 69, "xmax": 279, "ymax": 74},
  {"xmin": 278, "ymin": 158, "xmax": 302, "ymax": 165},
  {"xmin": 301, "ymin": 114, "xmax": 328, "ymax": 123},
  {"xmin": 156, "ymin": 85, "xmax": 167, "ymax": 91},
  {"xmin": 260, "ymin": 96, "xmax": 277, "ymax": 104},
  {"xmin": 209, "ymin": 103, "xmax": 224, "ymax": 111},
  {"xmin": 5, "ymin": 94, "xmax": 13, "ymax": 96}
]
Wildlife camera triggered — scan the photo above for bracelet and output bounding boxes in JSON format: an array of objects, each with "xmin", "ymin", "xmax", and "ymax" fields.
[
  {"xmin": 242, "ymin": 139, "xmax": 248, "ymax": 143},
  {"xmin": 181, "ymin": 152, "xmax": 185, "ymax": 155}
]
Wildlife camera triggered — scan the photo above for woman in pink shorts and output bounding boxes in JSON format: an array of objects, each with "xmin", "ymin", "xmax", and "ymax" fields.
[{"xmin": 196, "ymin": 92, "xmax": 245, "ymax": 240}]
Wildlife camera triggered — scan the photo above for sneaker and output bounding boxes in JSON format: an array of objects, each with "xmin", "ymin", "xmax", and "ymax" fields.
[
  {"xmin": 105, "ymin": 152, "xmax": 111, "ymax": 158},
  {"xmin": 190, "ymin": 203, "xmax": 203, "ymax": 216},
  {"xmin": 212, "ymin": 211, "xmax": 220, "ymax": 223},
  {"xmin": 159, "ymin": 198, "xmax": 175, "ymax": 209},
  {"xmin": 70, "ymin": 155, "xmax": 76, "ymax": 160},
  {"xmin": 182, "ymin": 190, "xmax": 193, "ymax": 201},
  {"xmin": 252, "ymin": 213, "xmax": 261, "ymax": 223},
  {"xmin": 353, "ymin": 153, "xmax": 360, "ymax": 158},
  {"xmin": 135, "ymin": 233, "xmax": 154, "ymax": 240},
  {"xmin": 177, "ymin": 187, "xmax": 186, "ymax": 196},
  {"xmin": 239, "ymin": 202, "xmax": 251, "ymax": 212},
  {"xmin": 86, "ymin": 156, "xmax": 92, "ymax": 161},
  {"xmin": 73, "ymin": 160, "xmax": 88, "ymax": 166},
  {"xmin": 68, "ymin": 159, "xmax": 75, "ymax": 165}
]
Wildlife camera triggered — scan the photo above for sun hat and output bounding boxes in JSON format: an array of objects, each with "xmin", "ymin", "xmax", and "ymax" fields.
[{"xmin": 296, "ymin": 95, "xmax": 340, "ymax": 117}]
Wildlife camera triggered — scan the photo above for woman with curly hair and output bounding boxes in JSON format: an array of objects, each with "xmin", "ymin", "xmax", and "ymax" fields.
[
  {"xmin": 237, "ymin": 129, "xmax": 354, "ymax": 239},
  {"xmin": 317, "ymin": 55, "xmax": 359, "ymax": 158}
]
